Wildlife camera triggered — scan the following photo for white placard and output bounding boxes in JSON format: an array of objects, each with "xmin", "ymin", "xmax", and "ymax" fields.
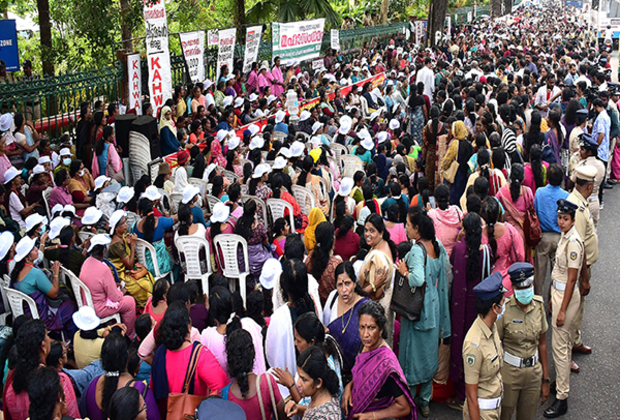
[
  {"xmin": 415, "ymin": 21, "xmax": 424, "ymax": 45},
  {"xmin": 127, "ymin": 53, "xmax": 142, "ymax": 116},
  {"xmin": 330, "ymin": 29, "xmax": 340, "ymax": 51},
  {"xmin": 207, "ymin": 30, "xmax": 219, "ymax": 47},
  {"xmin": 243, "ymin": 25, "xmax": 263, "ymax": 73},
  {"xmin": 217, "ymin": 28, "xmax": 236, "ymax": 82},
  {"xmin": 312, "ymin": 58, "xmax": 324, "ymax": 70},
  {"xmin": 272, "ymin": 18, "xmax": 325, "ymax": 62},
  {"xmin": 143, "ymin": 0, "xmax": 172, "ymax": 117},
  {"xmin": 468, "ymin": 11, "xmax": 473, "ymax": 22},
  {"xmin": 445, "ymin": 16, "xmax": 451, "ymax": 35},
  {"xmin": 179, "ymin": 31, "xmax": 205, "ymax": 84}
]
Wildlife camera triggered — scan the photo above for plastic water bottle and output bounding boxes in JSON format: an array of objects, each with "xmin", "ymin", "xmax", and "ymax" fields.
[{"xmin": 286, "ymin": 89, "xmax": 299, "ymax": 116}]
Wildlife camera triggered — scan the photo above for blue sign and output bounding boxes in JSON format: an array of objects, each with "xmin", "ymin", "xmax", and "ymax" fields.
[{"xmin": 0, "ymin": 20, "xmax": 19, "ymax": 72}]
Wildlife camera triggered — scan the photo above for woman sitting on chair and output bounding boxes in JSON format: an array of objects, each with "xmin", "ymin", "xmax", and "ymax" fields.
[{"xmin": 107, "ymin": 210, "xmax": 155, "ymax": 309}]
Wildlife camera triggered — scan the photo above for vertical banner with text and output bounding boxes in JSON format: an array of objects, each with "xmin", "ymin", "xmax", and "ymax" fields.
[
  {"xmin": 415, "ymin": 21, "xmax": 424, "ymax": 45},
  {"xmin": 330, "ymin": 29, "xmax": 340, "ymax": 51},
  {"xmin": 217, "ymin": 28, "xmax": 236, "ymax": 82},
  {"xmin": 127, "ymin": 53, "xmax": 142, "ymax": 115},
  {"xmin": 143, "ymin": 0, "xmax": 172, "ymax": 117},
  {"xmin": 179, "ymin": 31, "xmax": 205, "ymax": 83},
  {"xmin": 243, "ymin": 25, "xmax": 263, "ymax": 73}
]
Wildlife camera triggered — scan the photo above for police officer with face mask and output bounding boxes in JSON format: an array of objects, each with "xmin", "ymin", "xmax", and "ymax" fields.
[{"xmin": 497, "ymin": 263, "xmax": 550, "ymax": 420}]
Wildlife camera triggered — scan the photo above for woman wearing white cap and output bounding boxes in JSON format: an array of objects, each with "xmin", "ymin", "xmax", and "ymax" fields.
[
  {"xmin": 26, "ymin": 164, "xmax": 53, "ymax": 207},
  {"xmin": 108, "ymin": 210, "xmax": 155, "ymax": 308},
  {"xmin": 92, "ymin": 126, "xmax": 124, "ymax": 184},
  {"xmin": 4, "ymin": 166, "xmax": 37, "ymax": 228},
  {"xmin": 79, "ymin": 234, "xmax": 136, "ymax": 338},
  {"xmin": 11, "ymin": 236, "xmax": 78, "ymax": 339},
  {"xmin": 134, "ymin": 198, "xmax": 177, "ymax": 280},
  {"xmin": 248, "ymin": 163, "xmax": 273, "ymax": 202},
  {"xmin": 45, "ymin": 224, "xmax": 86, "ymax": 277},
  {"xmin": 0, "ymin": 230, "xmax": 14, "ymax": 278}
]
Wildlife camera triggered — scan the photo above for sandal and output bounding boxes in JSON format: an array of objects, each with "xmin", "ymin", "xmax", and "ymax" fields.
[{"xmin": 445, "ymin": 397, "xmax": 464, "ymax": 411}]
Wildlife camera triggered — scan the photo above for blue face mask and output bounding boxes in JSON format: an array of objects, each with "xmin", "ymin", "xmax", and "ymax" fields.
[
  {"xmin": 514, "ymin": 286, "xmax": 534, "ymax": 305},
  {"xmin": 62, "ymin": 158, "xmax": 72, "ymax": 166},
  {"xmin": 39, "ymin": 224, "xmax": 47, "ymax": 235}
]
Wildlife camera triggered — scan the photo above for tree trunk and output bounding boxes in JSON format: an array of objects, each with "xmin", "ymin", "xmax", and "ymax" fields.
[
  {"xmin": 427, "ymin": 0, "xmax": 448, "ymax": 47},
  {"xmin": 379, "ymin": 0, "xmax": 389, "ymax": 25},
  {"xmin": 119, "ymin": 0, "xmax": 133, "ymax": 50},
  {"xmin": 491, "ymin": 0, "xmax": 502, "ymax": 18},
  {"xmin": 37, "ymin": 0, "xmax": 54, "ymax": 76},
  {"xmin": 235, "ymin": 0, "xmax": 246, "ymax": 41}
]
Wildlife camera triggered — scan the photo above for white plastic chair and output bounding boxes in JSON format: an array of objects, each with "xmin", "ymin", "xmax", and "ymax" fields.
[
  {"xmin": 175, "ymin": 236, "xmax": 213, "ymax": 297},
  {"xmin": 329, "ymin": 143, "xmax": 349, "ymax": 162},
  {"xmin": 4, "ymin": 287, "xmax": 39, "ymax": 319},
  {"xmin": 266, "ymin": 198, "xmax": 295, "ymax": 232},
  {"xmin": 134, "ymin": 238, "xmax": 172, "ymax": 282},
  {"xmin": 240, "ymin": 184, "xmax": 248, "ymax": 195},
  {"xmin": 169, "ymin": 192, "xmax": 184, "ymax": 214},
  {"xmin": 273, "ymin": 131, "xmax": 287, "ymax": 142},
  {"xmin": 340, "ymin": 154, "xmax": 364, "ymax": 177},
  {"xmin": 42, "ymin": 187, "xmax": 53, "ymax": 219},
  {"xmin": 0, "ymin": 275, "xmax": 11, "ymax": 324},
  {"xmin": 77, "ymin": 231, "xmax": 94, "ymax": 245},
  {"xmin": 240, "ymin": 195, "xmax": 269, "ymax": 228},
  {"xmin": 63, "ymin": 267, "xmax": 120, "ymax": 325},
  {"xmin": 205, "ymin": 195, "xmax": 221, "ymax": 213},
  {"xmin": 213, "ymin": 234, "xmax": 249, "ymax": 306},
  {"xmin": 221, "ymin": 169, "xmax": 239, "ymax": 184},
  {"xmin": 291, "ymin": 185, "xmax": 316, "ymax": 215},
  {"xmin": 126, "ymin": 211, "xmax": 141, "ymax": 232},
  {"xmin": 188, "ymin": 178, "xmax": 210, "ymax": 196}
]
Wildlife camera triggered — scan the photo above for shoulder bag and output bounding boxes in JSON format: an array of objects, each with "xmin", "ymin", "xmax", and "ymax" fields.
[
  {"xmin": 390, "ymin": 242, "xmax": 427, "ymax": 322},
  {"xmin": 522, "ymin": 188, "xmax": 542, "ymax": 247},
  {"xmin": 166, "ymin": 343, "xmax": 206, "ymax": 420},
  {"xmin": 440, "ymin": 141, "xmax": 460, "ymax": 184},
  {"xmin": 255, "ymin": 372, "xmax": 279, "ymax": 420}
]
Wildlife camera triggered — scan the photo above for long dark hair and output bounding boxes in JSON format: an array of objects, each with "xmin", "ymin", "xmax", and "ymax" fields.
[
  {"xmin": 226, "ymin": 150, "xmax": 236, "ymax": 171},
  {"xmin": 209, "ymin": 286, "xmax": 242, "ymax": 337},
  {"xmin": 296, "ymin": 155, "xmax": 314, "ymax": 186},
  {"xmin": 226, "ymin": 329, "xmax": 255, "ymax": 398},
  {"xmin": 157, "ymin": 301, "xmax": 190, "ymax": 350},
  {"xmin": 101, "ymin": 331, "xmax": 128, "ymax": 414},
  {"xmin": 295, "ymin": 312, "xmax": 345, "ymax": 372},
  {"xmin": 389, "ymin": 182, "xmax": 407, "ymax": 223},
  {"xmin": 362, "ymin": 185, "xmax": 377, "ymax": 213},
  {"xmin": 407, "ymin": 208, "xmax": 440, "ymax": 256},
  {"xmin": 138, "ymin": 197, "xmax": 156, "ymax": 242},
  {"xmin": 13, "ymin": 319, "xmax": 46, "ymax": 394},
  {"xmin": 480, "ymin": 196, "xmax": 500, "ymax": 256},
  {"xmin": 192, "ymin": 153, "xmax": 206, "ymax": 179},
  {"xmin": 365, "ymin": 213, "xmax": 398, "ymax": 259},
  {"xmin": 57, "ymin": 226, "xmax": 74, "ymax": 266},
  {"xmin": 463, "ymin": 212, "xmax": 483, "ymax": 281},
  {"xmin": 529, "ymin": 144, "xmax": 544, "ymax": 190},
  {"xmin": 296, "ymin": 346, "xmax": 340, "ymax": 397},
  {"xmin": 271, "ymin": 173, "xmax": 283, "ymax": 199},
  {"xmin": 28, "ymin": 367, "xmax": 62, "ymax": 420},
  {"xmin": 177, "ymin": 204, "xmax": 192, "ymax": 236},
  {"xmin": 509, "ymin": 163, "xmax": 525, "ymax": 203},
  {"xmin": 235, "ymin": 200, "xmax": 256, "ymax": 239},
  {"xmin": 309, "ymin": 222, "xmax": 334, "ymax": 279},
  {"xmin": 336, "ymin": 215, "xmax": 355, "ymax": 239},
  {"xmin": 280, "ymin": 259, "xmax": 313, "ymax": 315},
  {"xmin": 108, "ymin": 386, "xmax": 142, "ymax": 420}
]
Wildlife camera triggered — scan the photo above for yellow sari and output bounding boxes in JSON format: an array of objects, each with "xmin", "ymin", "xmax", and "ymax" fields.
[{"xmin": 107, "ymin": 236, "xmax": 155, "ymax": 308}]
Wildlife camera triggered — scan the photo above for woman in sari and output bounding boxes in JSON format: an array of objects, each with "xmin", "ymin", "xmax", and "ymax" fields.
[
  {"xmin": 495, "ymin": 163, "xmax": 533, "ymax": 256},
  {"xmin": 423, "ymin": 106, "xmax": 444, "ymax": 191},
  {"xmin": 408, "ymin": 82, "xmax": 427, "ymax": 146},
  {"xmin": 428, "ymin": 184, "xmax": 463, "ymax": 257},
  {"xmin": 108, "ymin": 210, "xmax": 155, "ymax": 309},
  {"xmin": 357, "ymin": 214, "xmax": 397, "ymax": 346},
  {"xmin": 342, "ymin": 301, "xmax": 414, "ymax": 420},
  {"xmin": 134, "ymin": 198, "xmax": 177, "ymax": 279},
  {"xmin": 68, "ymin": 159, "xmax": 95, "ymax": 212},
  {"xmin": 307, "ymin": 222, "xmax": 343, "ymax": 305},
  {"xmin": 449, "ymin": 212, "xmax": 494, "ymax": 408},
  {"xmin": 209, "ymin": 135, "xmax": 227, "ymax": 167},
  {"xmin": 304, "ymin": 207, "xmax": 326, "ymax": 253},
  {"xmin": 442, "ymin": 120, "xmax": 474, "ymax": 205},
  {"xmin": 235, "ymin": 200, "xmax": 272, "ymax": 283},
  {"xmin": 293, "ymin": 155, "xmax": 330, "ymax": 216},
  {"xmin": 396, "ymin": 209, "xmax": 451, "ymax": 417},
  {"xmin": 92, "ymin": 126, "xmax": 124, "ymax": 183},
  {"xmin": 322, "ymin": 261, "xmax": 370, "ymax": 372}
]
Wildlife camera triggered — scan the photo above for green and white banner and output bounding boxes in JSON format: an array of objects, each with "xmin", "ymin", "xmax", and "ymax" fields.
[{"xmin": 272, "ymin": 18, "xmax": 325, "ymax": 62}]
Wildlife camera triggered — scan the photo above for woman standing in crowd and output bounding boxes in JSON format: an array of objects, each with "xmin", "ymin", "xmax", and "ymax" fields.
[
  {"xmin": 93, "ymin": 126, "xmax": 124, "ymax": 183},
  {"xmin": 442, "ymin": 120, "xmax": 474, "ymax": 205},
  {"xmin": 428, "ymin": 183, "xmax": 463, "ymax": 257},
  {"xmin": 307, "ymin": 222, "xmax": 342, "ymax": 305},
  {"xmin": 495, "ymin": 163, "xmax": 532, "ymax": 258}
]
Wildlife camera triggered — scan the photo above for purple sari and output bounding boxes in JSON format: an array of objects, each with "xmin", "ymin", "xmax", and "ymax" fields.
[
  {"xmin": 327, "ymin": 297, "xmax": 369, "ymax": 371},
  {"xmin": 349, "ymin": 346, "xmax": 416, "ymax": 420}
]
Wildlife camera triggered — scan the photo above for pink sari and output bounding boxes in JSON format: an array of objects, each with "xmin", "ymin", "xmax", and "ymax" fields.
[
  {"xmin": 209, "ymin": 140, "xmax": 226, "ymax": 167},
  {"xmin": 611, "ymin": 142, "xmax": 620, "ymax": 181}
]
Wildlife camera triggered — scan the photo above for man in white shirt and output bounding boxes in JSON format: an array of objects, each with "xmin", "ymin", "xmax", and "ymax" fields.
[
  {"xmin": 465, "ymin": 60, "xmax": 484, "ymax": 81},
  {"xmin": 574, "ymin": 64, "xmax": 592, "ymax": 88},
  {"xmin": 535, "ymin": 74, "xmax": 561, "ymax": 118},
  {"xmin": 416, "ymin": 57, "xmax": 435, "ymax": 101}
]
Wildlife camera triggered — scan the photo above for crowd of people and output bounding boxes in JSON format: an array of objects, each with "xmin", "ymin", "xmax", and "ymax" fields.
[{"xmin": 0, "ymin": 2, "xmax": 612, "ymax": 420}]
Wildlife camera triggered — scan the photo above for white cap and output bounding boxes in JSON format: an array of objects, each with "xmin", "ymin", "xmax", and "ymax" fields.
[
  {"xmin": 25, "ymin": 214, "xmax": 47, "ymax": 232},
  {"xmin": 222, "ymin": 96, "xmax": 233, "ymax": 108},
  {"xmin": 279, "ymin": 147, "xmax": 292, "ymax": 158},
  {"xmin": 63, "ymin": 204, "xmax": 77, "ymax": 217},
  {"xmin": 72, "ymin": 306, "xmax": 101, "ymax": 331},
  {"xmin": 389, "ymin": 119, "xmax": 400, "ymax": 130},
  {"xmin": 275, "ymin": 110, "xmax": 286, "ymax": 123},
  {"xmin": 376, "ymin": 131, "xmax": 388, "ymax": 144},
  {"xmin": 38, "ymin": 156, "xmax": 51, "ymax": 165},
  {"xmin": 117, "ymin": 186, "xmax": 134, "ymax": 204},
  {"xmin": 14, "ymin": 236, "xmax": 36, "ymax": 262},
  {"xmin": 360, "ymin": 137, "xmax": 374, "ymax": 151},
  {"xmin": 48, "ymin": 217, "xmax": 70, "ymax": 240},
  {"xmin": 299, "ymin": 110, "xmax": 311, "ymax": 121},
  {"xmin": 204, "ymin": 163, "xmax": 217, "ymax": 181},
  {"xmin": 338, "ymin": 178, "xmax": 354, "ymax": 197},
  {"xmin": 0, "ymin": 231, "xmax": 14, "ymax": 261},
  {"xmin": 247, "ymin": 124, "xmax": 260, "ymax": 137},
  {"xmin": 225, "ymin": 74, "xmax": 235, "ymax": 82},
  {"xmin": 273, "ymin": 156, "xmax": 287, "ymax": 170},
  {"xmin": 290, "ymin": 141, "xmax": 305, "ymax": 157},
  {"xmin": 82, "ymin": 207, "xmax": 103, "ymax": 226},
  {"xmin": 203, "ymin": 79, "xmax": 213, "ymax": 89},
  {"xmin": 234, "ymin": 97, "xmax": 245, "ymax": 108},
  {"xmin": 210, "ymin": 202, "xmax": 230, "ymax": 223},
  {"xmin": 267, "ymin": 95, "xmax": 277, "ymax": 105},
  {"xmin": 227, "ymin": 135, "xmax": 240, "ymax": 150},
  {"xmin": 94, "ymin": 175, "xmax": 110, "ymax": 191},
  {"xmin": 141, "ymin": 185, "xmax": 162, "ymax": 201},
  {"xmin": 88, "ymin": 234, "xmax": 111, "ymax": 252},
  {"xmin": 109, "ymin": 210, "xmax": 127, "ymax": 234},
  {"xmin": 181, "ymin": 184, "xmax": 201, "ymax": 204},
  {"xmin": 252, "ymin": 163, "xmax": 271, "ymax": 179},
  {"xmin": 339, "ymin": 116, "xmax": 352, "ymax": 135},
  {"xmin": 259, "ymin": 258, "xmax": 282, "ymax": 290},
  {"xmin": 369, "ymin": 111, "xmax": 380, "ymax": 121},
  {"xmin": 0, "ymin": 114, "xmax": 12, "ymax": 131},
  {"xmin": 59, "ymin": 148, "xmax": 71, "ymax": 157},
  {"xmin": 311, "ymin": 136, "xmax": 321, "ymax": 149},
  {"xmin": 249, "ymin": 136, "xmax": 265, "ymax": 151},
  {"xmin": 357, "ymin": 206, "xmax": 371, "ymax": 226},
  {"xmin": 3, "ymin": 167, "xmax": 19, "ymax": 184},
  {"xmin": 51, "ymin": 203, "xmax": 64, "ymax": 217},
  {"xmin": 312, "ymin": 121, "xmax": 324, "ymax": 134},
  {"xmin": 216, "ymin": 129, "xmax": 229, "ymax": 142},
  {"xmin": 32, "ymin": 165, "xmax": 46, "ymax": 175},
  {"xmin": 357, "ymin": 128, "xmax": 371, "ymax": 140},
  {"xmin": 249, "ymin": 93, "xmax": 259, "ymax": 102}
]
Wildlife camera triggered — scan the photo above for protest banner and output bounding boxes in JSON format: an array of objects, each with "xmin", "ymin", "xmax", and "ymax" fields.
[
  {"xmin": 126, "ymin": 53, "xmax": 142, "ymax": 115},
  {"xmin": 0, "ymin": 20, "xmax": 19, "ymax": 71},
  {"xmin": 143, "ymin": 0, "xmax": 172, "ymax": 116},
  {"xmin": 415, "ymin": 21, "xmax": 425, "ymax": 45},
  {"xmin": 217, "ymin": 28, "xmax": 236, "ymax": 82},
  {"xmin": 179, "ymin": 31, "xmax": 205, "ymax": 83},
  {"xmin": 272, "ymin": 18, "xmax": 325, "ymax": 62},
  {"xmin": 312, "ymin": 58, "xmax": 324, "ymax": 70},
  {"xmin": 207, "ymin": 30, "xmax": 219, "ymax": 47},
  {"xmin": 243, "ymin": 25, "xmax": 263, "ymax": 73},
  {"xmin": 330, "ymin": 29, "xmax": 340, "ymax": 51}
]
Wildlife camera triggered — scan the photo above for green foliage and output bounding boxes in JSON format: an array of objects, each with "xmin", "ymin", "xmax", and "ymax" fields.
[{"xmin": 246, "ymin": 0, "xmax": 340, "ymax": 28}]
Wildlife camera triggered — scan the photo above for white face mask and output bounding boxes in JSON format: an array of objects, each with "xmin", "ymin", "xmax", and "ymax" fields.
[
  {"xmin": 495, "ymin": 302, "xmax": 506, "ymax": 320},
  {"xmin": 78, "ymin": 169, "xmax": 85, "ymax": 177}
]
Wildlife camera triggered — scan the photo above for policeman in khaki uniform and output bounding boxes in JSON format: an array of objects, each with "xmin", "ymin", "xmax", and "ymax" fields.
[
  {"xmin": 566, "ymin": 165, "xmax": 598, "ymax": 368},
  {"xmin": 463, "ymin": 272, "xmax": 507, "ymax": 420},
  {"xmin": 571, "ymin": 133, "xmax": 605, "ymax": 227},
  {"xmin": 543, "ymin": 199, "xmax": 584, "ymax": 418},
  {"xmin": 497, "ymin": 263, "xmax": 550, "ymax": 420}
]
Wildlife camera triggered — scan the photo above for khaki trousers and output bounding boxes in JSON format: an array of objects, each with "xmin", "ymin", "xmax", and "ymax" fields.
[
  {"xmin": 500, "ymin": 363, "xmax": 542, "ymax": 420},
  {"xmin": 534, "ymin": 231, "xmax": 561, "ymax": 301},
  {"xmin": 572, "ymin": 266, "xmax": 591, "ymax": 348},
  {"xmin": 551, "ymin": 286, "xmax": 581, "ymax": 400}
]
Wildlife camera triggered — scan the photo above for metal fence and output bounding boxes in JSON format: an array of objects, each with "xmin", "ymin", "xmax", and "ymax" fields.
[{"xmin": 447, "ymin": 5, "xmax": 492, "ymax": 25}]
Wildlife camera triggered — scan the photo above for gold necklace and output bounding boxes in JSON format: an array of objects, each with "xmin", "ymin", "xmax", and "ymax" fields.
[{"xmin": 341, "ymin": 300, "xmax": 355, "ymax": 334}]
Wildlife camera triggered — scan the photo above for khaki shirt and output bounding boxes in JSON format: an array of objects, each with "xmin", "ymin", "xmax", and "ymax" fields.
[
  {"xmin": 573, "ymin": 157, "xmax": 605, "ymax": 199},
  {"xmin": 567, "ymin": 190, "xmax": 598, "ymax": 264},
  {"xmin": 552, "ymin": 226, "xmax": 584, "ymax": 284},
  {"xmin": 463, "ymin": 316, "xmax": 504, "ymax": 399},
  {"xmin": 497, "ymin": 295, "xmax": 548, "ymax": 358}
]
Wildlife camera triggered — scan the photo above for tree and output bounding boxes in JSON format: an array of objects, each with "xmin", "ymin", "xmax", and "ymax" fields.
[
  {"xmin": 427, "ymin": 0, "xmax": 448, "ymax": 46},
  {"xmin": 246, "ymin": 0, "xmax": 340, "ymax": 28},
  {"xmin": 379, "ymin": 0, "xmax": 389, "ymax": 24},
  {"xmin": 36, "ymin": 0, "xmax": 54, "ymax": 76},
  {"xmin": 491, "ymin": 0, "xmax": 502, "ymax": 17}
]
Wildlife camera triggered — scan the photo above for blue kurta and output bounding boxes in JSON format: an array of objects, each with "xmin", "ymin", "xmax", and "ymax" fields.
[{"xmin": 398, "ymin": 241, "xmax": 452, "ymax": 385}]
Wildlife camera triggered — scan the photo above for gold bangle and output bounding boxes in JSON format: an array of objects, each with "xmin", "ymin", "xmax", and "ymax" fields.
[{"xmin": 370, "ymin": 281, "xmax": 376, "ymax": 293}]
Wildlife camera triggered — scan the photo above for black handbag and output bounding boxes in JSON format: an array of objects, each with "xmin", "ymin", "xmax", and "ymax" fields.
[{"xmin": 390, "ymin": 242, "xmax": 427, "ymax": 322}]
